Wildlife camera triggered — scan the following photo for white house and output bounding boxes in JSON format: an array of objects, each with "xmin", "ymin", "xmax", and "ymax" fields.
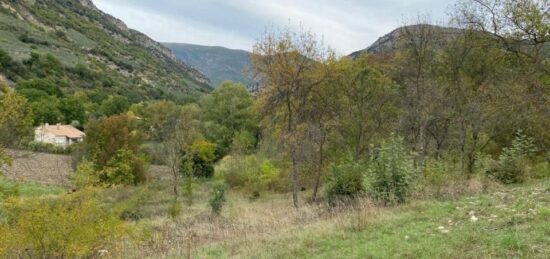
[{"xmin": 34, "ymin": 123, "xmax": 85, "ymax": 148}]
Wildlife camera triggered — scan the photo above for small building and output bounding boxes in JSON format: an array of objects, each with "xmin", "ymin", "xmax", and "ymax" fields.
[{"xmin": 34, "ymin": 123, "xmax": 85, "ymax": 148}]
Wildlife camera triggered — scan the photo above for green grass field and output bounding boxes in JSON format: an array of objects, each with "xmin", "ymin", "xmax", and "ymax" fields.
[
  {"xmin": 195, "ymin": 180, "xmax": 550, "ymax": 258},
  {"xmin": 0, "ymin": 177, "xmax": 65, "ymax": 198}
]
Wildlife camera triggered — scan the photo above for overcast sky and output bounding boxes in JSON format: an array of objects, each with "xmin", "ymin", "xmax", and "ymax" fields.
[{"xmin": 92, "ymin": 0, "xmax": 456, "ymax": 54}]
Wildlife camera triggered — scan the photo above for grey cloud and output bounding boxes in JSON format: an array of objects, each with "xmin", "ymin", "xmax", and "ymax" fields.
[{"xmin": 93, "ymin": 0, "xmax": 456, "ymax": 54}]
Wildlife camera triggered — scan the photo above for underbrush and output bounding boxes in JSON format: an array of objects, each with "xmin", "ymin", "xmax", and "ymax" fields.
[{"xmin": 0, "ymin": 188, "xmax": 138, "ymax": 258}]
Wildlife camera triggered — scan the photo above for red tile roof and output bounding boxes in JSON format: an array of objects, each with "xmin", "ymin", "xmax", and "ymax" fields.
[{"xmin": 40, "ymin": 124, "xmax": 85, "ymax": 138}]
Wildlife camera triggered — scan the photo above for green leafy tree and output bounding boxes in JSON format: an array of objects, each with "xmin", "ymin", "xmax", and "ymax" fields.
[
  {"xmin": 29, "ymin": 96, "xmax": 62, "ymax": 125},
  {"xmin": 83, "ymin": 114, "xmax": 147, "ymax": 185},
  {"xmin": 17, "ymin": 78, "xmax": 63, "ymax": 98},
  {"xmin": 134, "ymin": 100, "xmax": 181, "ymax": 141},
  {"xmin": 252, "ymin": 28, "xmax": 331, "ymax": 207},
  {"xmin": 199, "ymin": 81, "xmax": 257, "ymax": 156},
  {"xmin": 162, "ymin": 104, "xmax": 202, "ymax": 201},
  {"xmin": 332, "ymin": 55, "xmax": 398, "ymax": 159},
  {"xmin": 0, "ymin": 90, "xmax": 34, "ymax": 148},
  {"xmin": 60, "ymin": 95, "xmax": 86, "ymax": 125},
  {"xmin": 100, "ymin": 95, "xmax": 130, "ymax": 116}
]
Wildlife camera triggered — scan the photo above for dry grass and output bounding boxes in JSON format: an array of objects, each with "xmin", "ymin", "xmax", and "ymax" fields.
[
  {"xmin": 107, "ymin": 175, "xmax": 514, "ymax": 258},
  {"xmin": 116, "ymin": 179, "xmax": 548, "ymax": 259},
  {"xmin": 112, "ymin": 191, "xmax": 388, "ymax": 258}
]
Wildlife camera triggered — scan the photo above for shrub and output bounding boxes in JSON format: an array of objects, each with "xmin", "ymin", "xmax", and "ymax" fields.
[
  {"xmin": 368, "ymin": 136, "xmax": 416, "ymax": 204},
  {"xmin": 208, "ymin": 182, "xmax": 227, "ymax": 216},
  {"xmin": 101, "ymin": 148, "xmax": 141, "ymax": 185},
  {"xmin": 232, "ymin": 130, "xmax": 257, "ymax": 154},
  {"xmin": 0, "ymin": 190, "xmax": 131, "ymax": 258},
  {"xmin": 531, "ymin": 160, "xmax": 550, "ymax": 179},
  {"xmin": 25, "ymin": 141, "xmax": 68, "ymax": 154},
  {"xmin": 168, "ymin": 200, "xmax": 182, "ymax": 219},
  {"xmin": 326, "ymin": 158, "xmax": 366, "ymax": 205},
  {"xmin": 72, "ymin": 149, "xmax": 148, "ymax": 188},
  {"xmin": 72, "ymin": 160, "xmax": 100, "ymax": 188},
  {"xmin": 216, "ymin": 155, "xmax": 281, "ymax": 193},
  {"xmin": 179, "ymin": 140, "xmax": 217, "ymax": 178},
  {"xmin": 414, "ymin": 158, "xmax": 446, "ymax": 199},
  {"xmin": 488, "ymin": 130, "xmax": 538, "ymax": 184}
]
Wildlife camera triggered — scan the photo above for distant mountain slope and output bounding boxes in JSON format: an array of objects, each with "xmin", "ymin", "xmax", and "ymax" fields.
[
  {"xmin": 164, "ymin": 43, "xmax": 254, "ymax": 87},
  {"xmin": 350, "ymin": 24, "xmax": 462, "ymax": 57},
  {"xmin": 0, "ymin": 0, "xmax": 211, "ymax": 101}
]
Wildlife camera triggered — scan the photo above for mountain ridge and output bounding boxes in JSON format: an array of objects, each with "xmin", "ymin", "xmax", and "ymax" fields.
[
  {"xmin": 164, "ymin": 42, "xmax": 255, "ymax": 88},
  {"xmin": 350, "ymin": 24, "xmax": 462, "ymax": 57},
  {"xmin": 0, "ymin": 0, "xmax": 211, "ymax": 101}
]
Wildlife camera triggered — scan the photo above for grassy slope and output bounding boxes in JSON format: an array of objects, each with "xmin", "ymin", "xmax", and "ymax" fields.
[
  {"xmin": 197, "ymin": 180, "xmax": 550, "ymax": 258},
  {"xmin": 0, "ymin": 177, "xmax": 65, "ymax": 197},
  {"xmin": 0, "ymin": 0, "xmax": 211, "ymax": 101}
]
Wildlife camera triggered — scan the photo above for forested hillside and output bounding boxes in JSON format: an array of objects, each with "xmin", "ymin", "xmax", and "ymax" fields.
[
  {"xmin": 0, "ymin": 0, "xmax": 211, "ymax": 103},
  {"xmin": 164, "ymin": 43, "xmax": 255, "ymax": 88}
]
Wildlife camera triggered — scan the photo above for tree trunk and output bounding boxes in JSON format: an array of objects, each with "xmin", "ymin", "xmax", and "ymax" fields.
[
  {"xmin": 312, "ymin": 137, "xmax": 325, "ymax": 201},
  {"xmin": 290, "ymin": 148, "xmax": 300, "ymax": 208},
  {"xmin": 467, "ymin": 129, "xmax": 479, "ymax": 177},
  {"xmin": 460, "ymin": 119, "xmax": 467, "ymax": 176}
]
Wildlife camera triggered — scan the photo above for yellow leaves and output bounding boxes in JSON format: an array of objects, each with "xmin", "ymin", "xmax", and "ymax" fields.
[
  {"xmin": 0, "ymin": 91, "xmax": 34, "ymax": 144},
  {"xmin": 190, "ymin": 140, "xmax": 217, "ymax": 163},
  {"xmin": 0, "ymin": 189, "xmax": 132, "ymax": 258}
]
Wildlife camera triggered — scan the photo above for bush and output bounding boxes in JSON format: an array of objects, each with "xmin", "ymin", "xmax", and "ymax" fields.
[
  {"xmin": 326, "ymin": 158, "xmax": 366, "ymax": 205},
  {"xmin": 368, "ymin": 136, "xmax": 416, "ymax": 204},
  {"xmin": 168, "ymin": 200, "xmax": 182, "ymax": 219},
  {"xmin": 71, "ymin": 160, "xmax": 100, "ymax": 188},
  {"xmin": 531, "ymin": 160, "xmax": 550, "ymax": 179},
  {"xmin": 25, "ymin": 141, "xmax": 68, "ymax": 154},
  {"xmin": 179, "ymin": 140, "xmax": 217, "ymax": 178},
  {"xmin": 0, "ymin": 189, "xmax": 131, "ymax": 258},
  {"xmin": 488, "ymin": 130, "xmax": 537, "ymax": 184},
  {"xmin": 101, "ymin": 148, "xmax": 146, "ymax": 185},
  {"xmin": 72, "ymin": 149, "xmax": 149, "ymax": 187},
  {"xmin": 208, "ymin": 182, "xmax": 227, "ymax": 216},
  {"xmin": 216, "ymin": 154, "xmax": 281, "ymax": 193},
  {"xmin": 413, "ymin": 156, "xmax": 473, "ymax": 199}
]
